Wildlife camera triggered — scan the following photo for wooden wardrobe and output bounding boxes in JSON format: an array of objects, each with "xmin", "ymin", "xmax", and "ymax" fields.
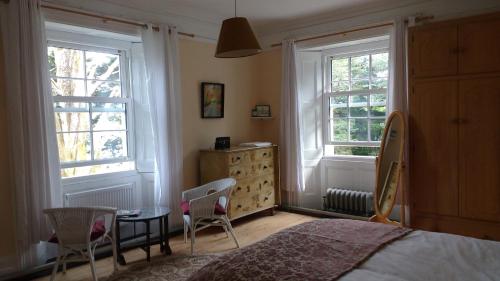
[{"xmin": 408, "ymin": 12, "xmax": 500, "ymax": 240}]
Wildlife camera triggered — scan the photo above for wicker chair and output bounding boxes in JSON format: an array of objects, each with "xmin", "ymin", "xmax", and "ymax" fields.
[
  {"xmin": 182, "ymin": 178, "xmax": 240, "ymax": 254},
  {"xmin": 43, "ymin": 207, "xmax": 118, "ymax": 281}
]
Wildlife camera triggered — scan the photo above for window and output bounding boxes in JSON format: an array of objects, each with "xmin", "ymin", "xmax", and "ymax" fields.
[
  {"xmin": 48, "ymin": 44, "xmax": 134, "ymax": 178},
  {"xmin": 325, "ymin": 49, "xmax": 389, "ymax": 157}
]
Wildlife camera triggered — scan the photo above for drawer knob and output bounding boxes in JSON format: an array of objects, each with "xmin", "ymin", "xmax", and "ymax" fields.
[
  {"xmin": 237, "ymin": 204, "xmax": 242, "ymax": 208},
  {"xmin": 264, "ymin": 180, "xmax": 268, "ymax": 184},
  {"xmin": 236, "ymin": 171, "xmax": 241, "ymax": 175},
  {"xmin": 236, "ymin": 156, "xmax": 241, "ymax": 160},
  {"xmin": 264, "ymin": 197, "xmax": 269, "ymax": 201},
  {"xmin": 263, "ymin": 166, "xmax": 268, "ymax": 170},
  {"xmin": 247, "ymin": 186, "xmax": 250, "ymax": 192},
  {"xmin": 263, "ymin": 153, "xmax": 267, "ymax": 156},
  {"xmin": 237, "ymin": 187, "xmax": 241, "ymax": 191}
]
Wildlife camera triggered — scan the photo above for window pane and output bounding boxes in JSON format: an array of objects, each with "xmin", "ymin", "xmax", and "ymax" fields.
[
  {"xmin": 370, "ymin": 93, "xmax": 386, "ymax": 104},
  {"xmin": 371, "ymin": 53, "xmax": 389, "ymax": 79},
  {"xmin": 55, "ymin": 113, "xmax": 90, "ymax": 133},
  {"xmin": 370, "ymin": 119, "xmax": 385, "ymax": 141},
  {"xmin": 351, "ymin": 79, "xmax": 370, "ymax": 90},
  {"xmin": 57, "ymin": 133, "xmax": 91, "ymax": 162},
  {"xmin": 332, "ymin": 81, "xmax": 349, "ymax": 92},
  {"xmin": 334, "ymin": 146, "xmax": 379, "ymax": 156},
  {"xmin": 51, "ymin": 78, "xmax": 85, "ymax": 97},
  {"xmin": 332, "ymin": 118, "xmax": 348, "ymax": 141},
  {"xmin": 48, "ymin": 47, "xmax": 84, "ymax": 78},
  {"xmin": 92, "ymin": 112, "xmax": 126, "ymax": 131},
  {"xmin": 88, "ymin": 81, "xmax": 122, "ymax": 98},
  {"xmin": 61, "ymin": 161, "xmax": 135, "ymax": 178},
  {"xmin": 332, "ymin": 58, "xmax": 349, "ymax": 81},
  {"xmin": 369, "ymin": 105, "xmax": 386, "ymax": 117},
  {"xmin": 86, "ymin": 51, "xmax": 120, "ymax": 81},
  {"xmin": 349, "ymin": 95, "xmax": 368, "ymax": 117},
  {"xmin": 330, "ymin": 96, "xmax": 348, "ymax": 118},
  {"xmin": 349, "ymin": 119, "xmax": 368, "ymax": 141},
  {"xmin": 371, "ymin": 78, "xmax": 388, "ymax": 90},
  {"xmin": 93, "ymin": 131, "xmax": 127, "ymax": 160},
  {"xmin": 351, "ymin": 55, "xmax": 369, "ymax": 80},
  {"xmin": 91, "ymin": 102, "xmax": 125, "ymax": 112}
]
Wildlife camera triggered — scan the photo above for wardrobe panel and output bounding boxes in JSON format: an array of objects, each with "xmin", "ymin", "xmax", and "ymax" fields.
[{"xmin": 459, "ymin": 77, "xmax": 500, "ymax": 222}]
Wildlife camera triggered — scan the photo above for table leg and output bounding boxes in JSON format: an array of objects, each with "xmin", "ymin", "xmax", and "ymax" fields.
[
  {"xmin": 159, "ymin": 217, "xmax": 165, "ymax": 252},
  {"xmin": 163, "ymin": 216, "xmax": 172, "ymax": 255},
  {"xmin": 115, "ymin": 221, "xmax": 126, "ymax": 265},
  {"xmin": 146, "ymin": 221, "xmax": 151, "ymax": 262}
]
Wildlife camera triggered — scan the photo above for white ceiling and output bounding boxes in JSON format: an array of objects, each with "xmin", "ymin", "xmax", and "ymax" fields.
[{"xmin": 94, "ymin": 0, "xmax": 411, "ymax": 34}]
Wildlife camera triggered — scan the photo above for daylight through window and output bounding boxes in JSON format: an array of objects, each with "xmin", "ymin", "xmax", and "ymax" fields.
[
  {"xmin": 48, "ymin": 45, "xmax": 134, "ymax": 178},
  {"xmin": 325, "ymin": 51, "xmax": 389, "ymax": 156}
]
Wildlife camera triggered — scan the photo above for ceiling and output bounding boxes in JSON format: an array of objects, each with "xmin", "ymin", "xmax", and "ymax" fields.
[{"xmin": 95, "ymin": 0, "xmax": 414, "ymax": 34}]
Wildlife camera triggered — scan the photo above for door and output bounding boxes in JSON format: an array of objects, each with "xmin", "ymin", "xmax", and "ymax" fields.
[
  {"xmin": 409, "ymin": 25, "xmax": 458, "ymax": 78},
  {"xmin": 459, "ymin": 77, "xmax": 500, "ymax": 222},
  {"xmin": 410, "ymin": 80, "xmax": 458, "ymax": 216},
  {"xmin": 459, "ymin": 17, "xmax": 500, "ymax": 74}
]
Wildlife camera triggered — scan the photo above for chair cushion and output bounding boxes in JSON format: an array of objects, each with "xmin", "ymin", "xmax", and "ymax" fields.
[
  {"xmin": 48, "ymin": 220, "xmax": 106, "ymax": 243},
  {"xmin": 181, "ymin": 200, "xmax": 226, "ymax": 215}
]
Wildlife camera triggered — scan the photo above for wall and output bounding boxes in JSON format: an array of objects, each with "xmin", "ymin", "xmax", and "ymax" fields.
[
  {"xmin": 180, "ymin": 38, "xmax": 264, "ymax": 189},
  {"xmin": 0, "ymin": 29, "xmax": 16, "ymax": 271}
]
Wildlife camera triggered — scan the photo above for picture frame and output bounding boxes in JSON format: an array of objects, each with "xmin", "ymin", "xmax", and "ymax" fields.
[
  {"xmin": 254, "ymin": 104, "xmax": 271, "ymax": 117},
  {"xmin": 201, "ymin": 82, "xmax": 224, "ymax": 118}
]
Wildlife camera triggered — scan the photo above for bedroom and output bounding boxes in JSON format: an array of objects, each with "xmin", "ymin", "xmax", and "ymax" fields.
[{"xmin": 0, "ymin": 0, "xmax": 500, "ymax": 280}]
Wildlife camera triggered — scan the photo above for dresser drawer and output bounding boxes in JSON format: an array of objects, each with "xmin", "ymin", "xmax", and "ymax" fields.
[
  {"xmin": 229, "ymin": 164, "xmax": 254, "ymax": 179},
  {"xmin": 228, "ymin": 152, "xmax": 250, "ymax": 166},
  {"xmin": 255, "ymin": 160, "xmax": 274, "ymax": 176},
  {"xmin": 232, "ymin": 178, "xmax": 258, "ymax": 198},
  {"xmin": 251, "ymin": 148, "xmax": 273, "ymax": 161},
  {"xmin": 257, "ymin": 175, "xmax": 274, "ymax": 193}
]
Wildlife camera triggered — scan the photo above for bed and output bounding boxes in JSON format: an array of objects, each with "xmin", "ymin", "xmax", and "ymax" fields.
[{"xmin": 187, "ymin": 219, "xmax": 500, "ymax": 281}]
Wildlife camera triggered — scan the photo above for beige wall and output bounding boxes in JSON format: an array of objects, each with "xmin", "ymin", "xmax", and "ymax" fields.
[
  {"xmin": 0, "ymin": 35, "xmax": 16, "ymax": 260},
  {"xmin": 179, "ymin": 39, "xmax": 282, "ymax": 189}
]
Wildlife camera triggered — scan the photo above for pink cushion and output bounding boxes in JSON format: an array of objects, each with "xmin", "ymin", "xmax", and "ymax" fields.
[
  {"xmin": 48, "ymin": 220, "xmax": 106, "ymax": 243},
  {"xmin": 181, "ymin": 200, "xmax": 226, "ymax": 215}
]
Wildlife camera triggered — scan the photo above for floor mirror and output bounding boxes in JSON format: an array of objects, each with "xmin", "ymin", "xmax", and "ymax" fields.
[{"xmin": 369, "ymin": 111, "xmax": 406, "ymax": 226}]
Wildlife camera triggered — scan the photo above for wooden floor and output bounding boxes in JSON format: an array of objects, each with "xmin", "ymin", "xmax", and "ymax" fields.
[{"xmin": 34, "ymin": 211, "xmax": 316, "ymax": 281}]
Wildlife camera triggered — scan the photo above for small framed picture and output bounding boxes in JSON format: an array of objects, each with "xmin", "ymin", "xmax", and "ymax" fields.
[
  {"xmin": 255, "ymin": 105, "xmax": 271, "ymax": 117},
  {"xmin": 201, "ymin": 82, "xmax": 224, "ymax": 118}
]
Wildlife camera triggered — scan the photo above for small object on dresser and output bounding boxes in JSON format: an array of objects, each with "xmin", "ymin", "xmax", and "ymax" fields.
[
  {"xmin": 117, "ymin": 209, "xmax": 141, "ymax": 217},
  {"xmin": 215, "ymin": 137, "xmax": 230, "ymax": 150},
  {"xmin": 251, "ymin": 104, "xmax": 271, "ymax": 117},
  {"xmin": 239, "ymin": 142, "xmax": 272, "ymax": 147}
]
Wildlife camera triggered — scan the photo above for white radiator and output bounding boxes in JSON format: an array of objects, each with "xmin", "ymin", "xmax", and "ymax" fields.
[{"xmin": 64, "ymin": 184, "xmax": 136, "ymax": 209}]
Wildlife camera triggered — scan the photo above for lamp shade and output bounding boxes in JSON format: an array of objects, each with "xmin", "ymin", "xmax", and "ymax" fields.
[{"xmin": 215, "ymin": 17, "xmax": 262, "ymax": 58}]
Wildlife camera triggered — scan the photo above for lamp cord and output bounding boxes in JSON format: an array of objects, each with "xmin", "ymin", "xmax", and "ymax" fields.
[{"xmin": 234, "ymin": 0, "xmax": 236, "ymax": 17}]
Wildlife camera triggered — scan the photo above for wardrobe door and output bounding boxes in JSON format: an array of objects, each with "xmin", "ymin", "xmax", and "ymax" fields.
[
  {"xmin": 459, "ymin": 18, "xmax": 500, "ymax": 74},
  {"xmin": 459, "ymin": 77, "xmax": 500, "ymax": 222},
  {"xmin": 410, "ymin": 80, "xmax": 459, "ymax": 216},
  {"xmin": 409, "ymin": 25, "xmax": 458, "ymax": 78}
]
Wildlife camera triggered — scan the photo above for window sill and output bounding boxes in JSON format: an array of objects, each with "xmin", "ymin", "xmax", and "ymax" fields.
[
  {"xmin": 322, "ymin": 155, "xmax": 376, "ymax": 163},
  {"xmin": 62, "ymin": 170, "xmax": 139, "ymax": 185}
]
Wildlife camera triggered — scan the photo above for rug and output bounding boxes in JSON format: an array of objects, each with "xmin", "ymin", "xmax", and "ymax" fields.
[{"xmin": 106, "ymin": 254, "xmax": 217, "ymax": 281}]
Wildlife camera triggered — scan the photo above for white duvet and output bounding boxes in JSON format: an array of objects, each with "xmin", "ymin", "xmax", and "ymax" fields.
[{"xmin": 339, "ymin": 230, "xmax": 500, "ymax": 281}]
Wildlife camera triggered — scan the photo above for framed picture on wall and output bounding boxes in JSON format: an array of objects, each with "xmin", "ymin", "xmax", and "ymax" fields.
[{"xmin": 201, "ymin": 82, "xmax": 224, "ymax": 118}]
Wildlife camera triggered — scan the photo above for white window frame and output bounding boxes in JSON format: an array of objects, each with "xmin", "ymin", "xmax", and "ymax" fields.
[
  {"xmin": 48, "ymin": 40, "xmax": 136, "ymax": 175},
  {"xmin": 322, "ymin": 41, "xmax": 389, "ymax": 156}
]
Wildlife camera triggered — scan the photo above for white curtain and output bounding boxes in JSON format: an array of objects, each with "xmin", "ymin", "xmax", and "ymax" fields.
[
  {"xmin": 280, "ymin": 39, "xmax": 304, "ymax": 207},
  {"xmin": 142, "ymin": 25, "xmax": 183, "ymax": 228},
  {"xmin": 0, "ymin": 0, "xmax": 62, "ymax": 270},
  {"xmin": 388, "ymin": 17, "xmax": 410, "ymax": 224}
]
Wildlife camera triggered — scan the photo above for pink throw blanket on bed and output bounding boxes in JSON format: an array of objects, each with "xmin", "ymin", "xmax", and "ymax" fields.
[{"xmin": 187, "ymin": 219, "xmax": 412, "ymax": 281}]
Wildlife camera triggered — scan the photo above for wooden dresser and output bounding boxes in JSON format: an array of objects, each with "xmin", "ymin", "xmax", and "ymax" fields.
[
  {"xmin": 200, "ymin": 145, "xmax": 280, "ymax": 220},
  {"xmin": 408, "ymin": 12, "xmax": 500, "ymax": 240}
]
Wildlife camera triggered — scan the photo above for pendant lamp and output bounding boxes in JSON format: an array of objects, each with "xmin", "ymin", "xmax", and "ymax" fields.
[{"xmin": 215, "ymin": 0, "xmax": 262, "ymax": 58}]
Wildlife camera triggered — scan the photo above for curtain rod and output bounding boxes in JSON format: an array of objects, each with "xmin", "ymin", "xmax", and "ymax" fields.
[
  {"xmin": 41, "ymin": 3, "xmax": 195, "ymax": 38},
  {"xmin": 271, "ymin": 22, "xmax": 394, "ymax": 47}
]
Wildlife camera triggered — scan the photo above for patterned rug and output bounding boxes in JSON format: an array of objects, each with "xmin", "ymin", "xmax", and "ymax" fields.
[{"xmin": 106, "ymin": 254, "xmax": 217, "ymax": 281}]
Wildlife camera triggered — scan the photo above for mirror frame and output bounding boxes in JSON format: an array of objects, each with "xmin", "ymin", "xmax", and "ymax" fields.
[{"xmin": 370, "ymin": 111, "xmax": 406, "ymax": 226}]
